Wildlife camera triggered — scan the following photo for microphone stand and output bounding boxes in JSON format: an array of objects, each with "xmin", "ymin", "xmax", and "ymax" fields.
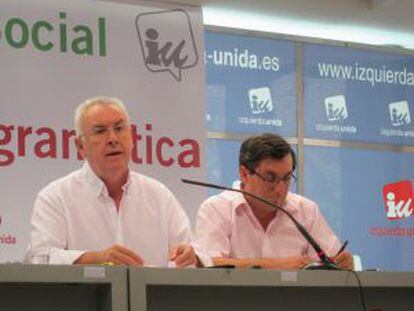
[{"xmin": 182, "ymin": 178, "xmax": 341, "ymax": 270}]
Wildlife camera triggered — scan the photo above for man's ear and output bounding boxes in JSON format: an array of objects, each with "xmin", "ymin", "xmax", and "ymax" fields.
[
  {"xmin": 75, "ymin": 137, "xmax": 85, "ymax": 158},
  {"xmin": 239, "ymin": 165, "xmax": 249, "ymax": 184}
]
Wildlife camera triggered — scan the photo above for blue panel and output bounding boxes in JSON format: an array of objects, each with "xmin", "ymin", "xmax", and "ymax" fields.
[
  {"xmin": 304, "ymin": 146, "xmax": 414, "ymax": 271},
  {"xmin": 207, "ymin": 139, "xmax": 298, "ymax": 195},
  {"xmin": 205, "ymin": 31, "xmax": 297, "ymax": 136},
  {"xmin": 207, "ymin": 139, "xmax": 241, "ymax": 195},
  {"xmin": 303, "ymin": 43, "xmax": 414, "ymax": 144}
]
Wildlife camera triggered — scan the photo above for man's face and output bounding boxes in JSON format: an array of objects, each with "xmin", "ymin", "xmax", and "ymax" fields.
[
  {"xmin": 240, "ymin": 154, "xmax": 294, "ymax": 209},
  {"xmin": 75, "ymin": 104, "xmax": 132, "ymax": 180}
]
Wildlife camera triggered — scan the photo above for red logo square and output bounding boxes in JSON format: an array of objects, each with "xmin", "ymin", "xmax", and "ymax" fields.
[{"xmin": 382, "ymin": 180, "xmax": 413, "ymax": 220}]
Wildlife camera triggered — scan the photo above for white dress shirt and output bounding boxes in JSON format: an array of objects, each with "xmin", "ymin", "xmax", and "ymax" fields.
[
  {"xmin": 25, "ymin": 162, "xmax": 195, "ymax": 266},
  {"xmin": 196, "ymin": 190, "xmax": 341, "ymax": 260}
]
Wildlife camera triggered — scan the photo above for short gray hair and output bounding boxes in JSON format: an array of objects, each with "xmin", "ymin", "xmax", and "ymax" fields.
[{"xmin": 74, "ymin": 96, "xmax": 131, "ymax": 138}]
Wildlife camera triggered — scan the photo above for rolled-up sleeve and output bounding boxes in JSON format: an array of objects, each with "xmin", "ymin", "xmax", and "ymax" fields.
[{"xmin": 195, "ymin": 198, "xmax": 232, "ymax": 259}]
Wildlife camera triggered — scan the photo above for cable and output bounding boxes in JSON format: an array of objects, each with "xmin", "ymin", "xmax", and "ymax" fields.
[{"xmin": 344, "ymin": 269, "xmax": 368, "ymax": 311}]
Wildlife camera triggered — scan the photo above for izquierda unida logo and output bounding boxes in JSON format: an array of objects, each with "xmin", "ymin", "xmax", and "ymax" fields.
[
  {"xmin": 248, "ymin": 87, "xmax": 273, "ymax": 115},
  {"xmin": 324, "ymin": 95, "xmax": 348, "ymax": 122},
  {"xmin": 389, "ymin": 100, "xmax": 411, "ymax": 127},
  {"xmin": 0, "ymin": 12, "xmax": 107, "ymax": 56},
  {"xmin": 382, "ymin": 180, "xmax": 413, "ymax": 220},
  {"xmin": 135, "ymin": 9, "xmax": 198, "ymax": 81}
]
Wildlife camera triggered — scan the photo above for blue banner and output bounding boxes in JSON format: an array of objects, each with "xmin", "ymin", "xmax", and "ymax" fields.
[
  {"xmin": 207, "ymin": 138, "xmax": 298, "ymax": 195},
  {"xmin": 205, "ymin": 31, "xmax": 297, "ymax": 135},
  {"xmin": 304, "ymin": 146, "xmax": 414, "ymax": 271},
  {"xmin": 303, "ymin": 43, "xmax": 414, "ymax": 144}
]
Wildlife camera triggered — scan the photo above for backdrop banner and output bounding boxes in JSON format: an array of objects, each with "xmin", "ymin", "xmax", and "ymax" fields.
[{"xmin": 0, "ymin": 0, "xmax": 206, "ymax": 262}]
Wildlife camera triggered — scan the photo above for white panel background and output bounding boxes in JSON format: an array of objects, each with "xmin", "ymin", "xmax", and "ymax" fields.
[{"xmin": 0, "ymin": 0, "xmax": 206, "ymax": 262}]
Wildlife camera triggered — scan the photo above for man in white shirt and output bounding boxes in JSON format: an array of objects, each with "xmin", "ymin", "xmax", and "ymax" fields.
[
  {"xmin": 195, "ymin": 133, "xmax": 353, "ymax": 270},
  {"xmin": 25, "ymin": 96, "xmax": 199, "ymax": 267}
]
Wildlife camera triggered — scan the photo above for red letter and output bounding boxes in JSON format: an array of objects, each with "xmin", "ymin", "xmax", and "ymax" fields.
[
  {"xmin": 156, "ymin": 137, "xmax": 174, "ymax": 167},
  {"xmin": 17, "ymin": 126, "xmax": 32, "ymax": 156},
  {"xmin": 131, "ymin": 124, "xmax": 143, "ymax": 164},
  {"xmin": 178, "ymin": 139, "xmax": 200, "ymax": 168},
  {"xmin": 145, "ymin": 123, "xmax": 153, "ymax": 164},
  {"xmin": 62, "ymin": 129, "xmax": 80, "ymax": 159},
  {"xmin": 0, "ymin": 124, "xmax": 15, "ymax": 166},
  {"xmin": 34, "ymin": 127, "xmax": 57, "ymax": 158}
]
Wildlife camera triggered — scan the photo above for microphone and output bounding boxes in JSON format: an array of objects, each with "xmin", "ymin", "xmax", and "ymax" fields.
[{"xmin": 182, "ymin": 178, "xmax": 341, "ymax": 270}]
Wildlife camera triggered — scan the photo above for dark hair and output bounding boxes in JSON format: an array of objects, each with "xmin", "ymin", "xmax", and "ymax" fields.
[{"xmin": 239, "ymin": 133, "xmax": 296, "ymax": 171}]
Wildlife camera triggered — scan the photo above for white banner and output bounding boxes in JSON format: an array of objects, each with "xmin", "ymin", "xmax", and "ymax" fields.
[{"xmin": 0, "ymin": 0, "xmax": 206, "ymax": 262}]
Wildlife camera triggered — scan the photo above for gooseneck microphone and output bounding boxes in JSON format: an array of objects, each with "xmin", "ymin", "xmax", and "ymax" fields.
[{"xmin": 182, "ymin": 178, "xmax": 341, "ymax": 270}]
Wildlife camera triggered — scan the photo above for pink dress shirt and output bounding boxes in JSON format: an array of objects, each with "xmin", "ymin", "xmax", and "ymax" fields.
[
  {"xmin": 195, "ymin": 190, "xmax": 341, "ymax": 261},
  {"xmin": 25, "ymin": 162, "xmax": 197, "ymax": 266}
]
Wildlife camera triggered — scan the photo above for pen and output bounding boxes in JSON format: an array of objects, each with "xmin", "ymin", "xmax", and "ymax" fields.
[{"xmin": 335, "ymin": 240, "xmax": 349, "ymax": 257}]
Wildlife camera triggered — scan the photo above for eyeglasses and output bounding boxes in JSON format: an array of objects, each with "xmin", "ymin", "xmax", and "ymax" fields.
[
  {"xmin": 249, "ymin": 168, "xmax": 297, "ymax": 185},
  {"xmin": 87, "ymin": 123, "xmax": 130, "ymax": 141}
]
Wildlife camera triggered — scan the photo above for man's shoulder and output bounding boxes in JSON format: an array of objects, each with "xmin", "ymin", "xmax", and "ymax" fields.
[
  {"xmin": 39, "ymin": 168, "xmax": 83, "ymax": 195},
  {"xmin": 286, "ymin": 192, "xmax": 318, "ymax": 212},
  {"xmin": 202, "ymin": 190, "xmax": 242, "ymax": 209}
]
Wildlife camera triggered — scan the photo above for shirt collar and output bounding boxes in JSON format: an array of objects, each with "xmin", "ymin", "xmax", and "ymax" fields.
[
  {"xmin": 122, "ymin": 172, "xmax": 132, "ymax": 195},
  {"xmin": 81, "ymin": 161, "xmax": 132, "ymax": 198},
  {"xmin": 230, "ymin": 181, "xmax": 250, "ymax": 213}
]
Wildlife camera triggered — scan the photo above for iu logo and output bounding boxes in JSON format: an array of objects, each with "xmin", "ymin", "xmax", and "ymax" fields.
[
  {"xmin": 324, "ymin": 95, "xmax": 348, "ymax": 121},
  {"xmin": 389, "ymin": 100, "xmax": 411, "ymax": 127},
  {"xmin": 382, "ymin": 180, "xmax": 413, "ymax": 220},
  {"xmin": 248, "ymin": 87, "xmax": 273, "ymax": 114},
  {"xmin": 136, "ymin": 9, "xmax": 198, "ymax": 81}
]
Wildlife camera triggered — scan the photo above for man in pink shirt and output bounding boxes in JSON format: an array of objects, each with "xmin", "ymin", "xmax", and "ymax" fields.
[
  {"xmin": 195, "ymin": 133, "xmax": 354, "ymax": 270},
  {"xmin": 25, "ymin": 97, "xmax": 203, "ymax": 267}
]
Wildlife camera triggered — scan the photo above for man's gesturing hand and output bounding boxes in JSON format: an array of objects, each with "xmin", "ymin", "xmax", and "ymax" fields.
[
  {"xmin": 75, "ymin": 244, "xmax": 144, "ymax": 266},
  {"xmin": 169, "ymin": 244, "xmax": 197, "ymax": 267}
]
